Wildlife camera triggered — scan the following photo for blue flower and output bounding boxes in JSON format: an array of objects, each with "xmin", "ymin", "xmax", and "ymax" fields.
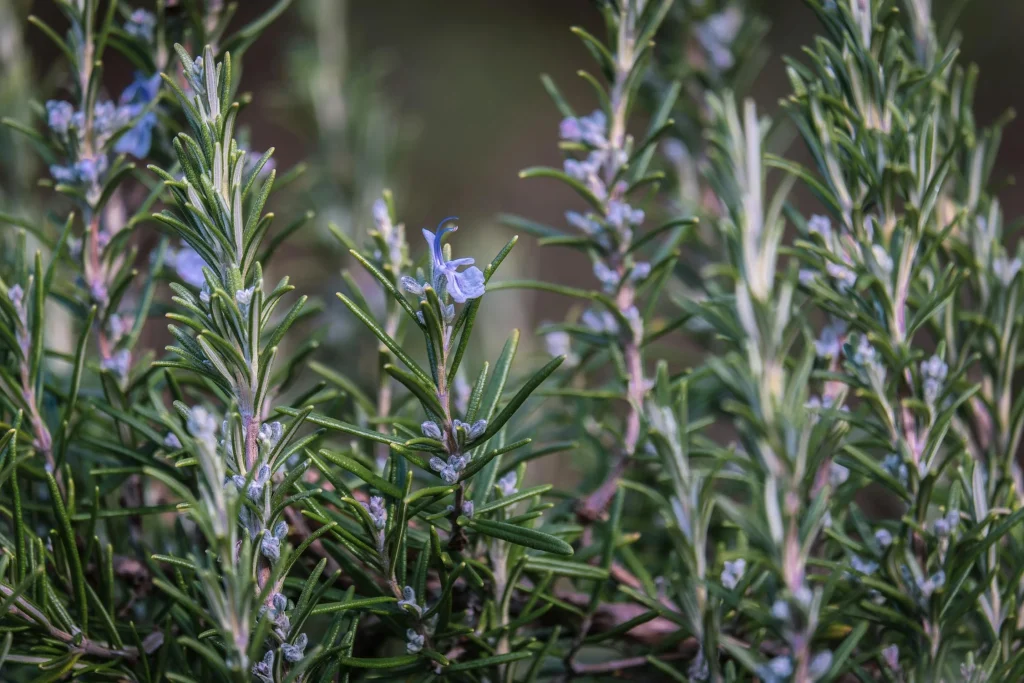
[
  {"xmin": 169, "ymin": 245, "xmax": 207, "ymax": 288},
  {"xmin": 53, "ymin": 155, "xmax": 107, "ymax": 186},
  {"xmin": 720, "ymin": 558, "xmax": 746, "ymax": 590},
  {"xmin": 92, "ymin": 101, "xmax": 125, "ymax": 138},
  {"xmin": 422, "ymin": 217, "xmax": 485, "ymax": 304},
  {"xmin": 73, "ymin": 155, "xmax": 109, "ymax": 186},
  {"xmin": 50, "ymin": 164, "xmax": 77, "ymax": 184},
  {"xmin": 124, "ymin": 9, "xmax": 156, "ymax": 41},
  {"xmin": 108, "ymin": 73, "xmax": 161, "ymax": 158},
  {"xmin": 114, "ymin": 112, "xmax": 157, "ymax": 158},
  {"xmin": 559, "ymin": 110, "xmax": 607, "ymax": 146},
  {"xmin": 496, "ymin": 471, "xmax": 518, "ymax": 497},
  {"xmin": 46, "ymin": 100, "xmax": 75, "ymax": 136},
  {"xmin": 101, "ymin": 349, "xmax": 132, "ymax": 380},
  {"xmin": 121, "ymin": 72, "xmax": 161, "ymax": 107}
]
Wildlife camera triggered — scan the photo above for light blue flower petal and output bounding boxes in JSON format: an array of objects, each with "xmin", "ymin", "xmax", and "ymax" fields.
[{"xmin": 446, "ymin": 265, "xmax": 485, "ymax": 303}]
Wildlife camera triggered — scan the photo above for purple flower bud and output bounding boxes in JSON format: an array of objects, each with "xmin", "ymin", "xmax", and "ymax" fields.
[
  {"xmin": 756, "ymin": 656, "xmax": 793, "ymax": 683},
  {"xmin": 689, "ymin": 648, "xmax": 710, "ymax": 682},
  {"xmin": 282, "ymin": 633, "xmax": 308, "ymax": 662},
  {"xmin": 578, "ymin": 110, "xmax": 607, "ymax": 146},
  {"xmin": 467, "ymin": 419, "xmax": 487, "ymax": 440},
  {"xmin": 581, "ymin": 309, "xmax": 618, "ymax": 334},
  {"xmin": 372, "ymin": 198, "xmax": 391, "ymax": 227},
  {"xmin": 429, "ymin": 456, "xmax": 461, "ymax": 484},
  {"xmin": 496, "ymin": 471, "xmax": 518, "ymax": 497},
  {"xmin": 565, "ymin": 210, "xmax": 601, "ymax": 235},
  {"xmin": 826, "ymin": 261, "xmax": 857, "ymax": 292},
  {"xmin": 401, "ymin": 276, "xmax": 425, "ymax": 295},
  {"xmin": 261, "ymin": 533, "xmax": 281, "ymax": 562},
  {"xmin": 917, "ymin": 570, "xmax": 945, "ymax": 597},
  {"xmin": 720, "ymin": 558, "xmax": 746, "ymax": 590},
  {"xmin": 50, "ymin": 164, "xmax": 78, "ymax": 184},
  {"xmin": 544, "ymin": 331, "xmax": 577, "ymax": 365},
  {"xmin": 630, "ymin": 262, "xmax": 652, "ymax": 282},
  {"xmin": 362, "ymin": 495, "xmax": 388, "ymax": 529},
  {"xmin": 252, "ymin": 649, "xmax": 274, "ymax": 682},
  {"xmin": 920, "ymin": 355, "xmax": 948, "ymax": 406},
  {"xmin": 815, "ymin": 319, "xmax": 847, "ymax": 358},
  {"xmin": 100, "ymin": 349, "xmax": 132, "ymax": 380},
  {"xmin": 606, "ymin": 200, "xmax": 644, "ymax": 231},
  {"xmin": 171, "ymin": 246, "xmax": 207, "ymax": 288},
  {"xmin": 563, "ymin": 158, "xmax": 587, "ymax": 180},
  {"xmin": 807, "ymin": 214, "xmax": 832, "ymax": 238},
  {"xmin": 259, "ymin": 422, "xmax": 283, "ymax": 449},
  {"xmin": 828, "ymin": 462, "xmax": 849, "ymax": 487},
  {"xmin": 124, "ymin": 9, "xmax": 156, "ymax": 41},
  {"xmin": 187, "ymin": 406, "xmax": 219, "ymax": 442},
  {"xmin": 92, "ymin": 101, "xmax": 123, "ymax": 138},
  {"xmin": 239, "ymin": 506, "xmax": 260, "ymax": 539},
  {"xmin": 7, "ymin": 284, "xmax": 24, "ymax": 309},
  {"xmin": 406, "ymin": 629, "xmax": 425, "ymax": 653},
  {"xmin": 398, "ymin": 586, "xmax": 422, "ymax": 616},
  {"xmin": 45, "ymin": 100, "xmax": 75, "ymax": 136},
  {"xmin": 108, "ymin": 314, "xmax": 131, "ymax": 342},
  {"xmin": 75, "ymin": 155, "xmax": 109, "ymax": 186},
  {"xmin": 559, "ymin": 117, "xmax": 583, "ymax": 142},
  {"xmin": 850, "ymin": 555, "xmax": 878, "ymax": 576},
  {"xmin": 421, "ymin": 421, "xmax": 443, "ymax": 440},
  {"xmin": 882, "ymin": 645, "xmax": 900, "ymax": 671},
  {"xmin": 235, "ymin": 287, "xmax": 255, "ymax": 315},
  {"xmin": 697, "ymin": 8, "xmax": 741, "ymax": 71},
  {"xmin": 593, "ymin": 261, "xmax": 620, "ymax": 292},
  {"xmin": 809, "ymin": 650, "xmax": 833, "ymax": 679},
  {"xmin": 255, "ymin": 464, "xmax": 272, "ymax": 486}
]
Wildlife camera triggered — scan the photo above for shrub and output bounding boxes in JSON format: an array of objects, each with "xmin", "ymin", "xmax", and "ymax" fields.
[{"xmin": 1, "ymin": 0, "xmax": 1020, "ymax": 681}]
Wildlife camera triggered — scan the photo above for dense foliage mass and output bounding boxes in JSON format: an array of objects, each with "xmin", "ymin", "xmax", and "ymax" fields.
[{"xmin": 1, "ymin": 0, "xmax": 1022, "ymax": 681}]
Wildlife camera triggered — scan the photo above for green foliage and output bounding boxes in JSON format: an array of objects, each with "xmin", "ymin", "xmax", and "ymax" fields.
[{"xmin": 2, "ymin": 0, "xmax": 1023, "ymax": 681}]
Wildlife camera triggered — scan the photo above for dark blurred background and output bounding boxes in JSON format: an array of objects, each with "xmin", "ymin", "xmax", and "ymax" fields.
[{"xmin": 258, "ymin": 0, "xmax": 1024, "ymax": 320}]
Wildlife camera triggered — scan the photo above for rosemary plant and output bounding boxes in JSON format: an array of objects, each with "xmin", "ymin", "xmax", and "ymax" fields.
[
  {"xmin": 4, "ymin": 0, "xmax": 1024, "ymax": 681},
  {"xmin": 509, "ymin": 0, "xmax": 1024, "ymax": 680}
]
